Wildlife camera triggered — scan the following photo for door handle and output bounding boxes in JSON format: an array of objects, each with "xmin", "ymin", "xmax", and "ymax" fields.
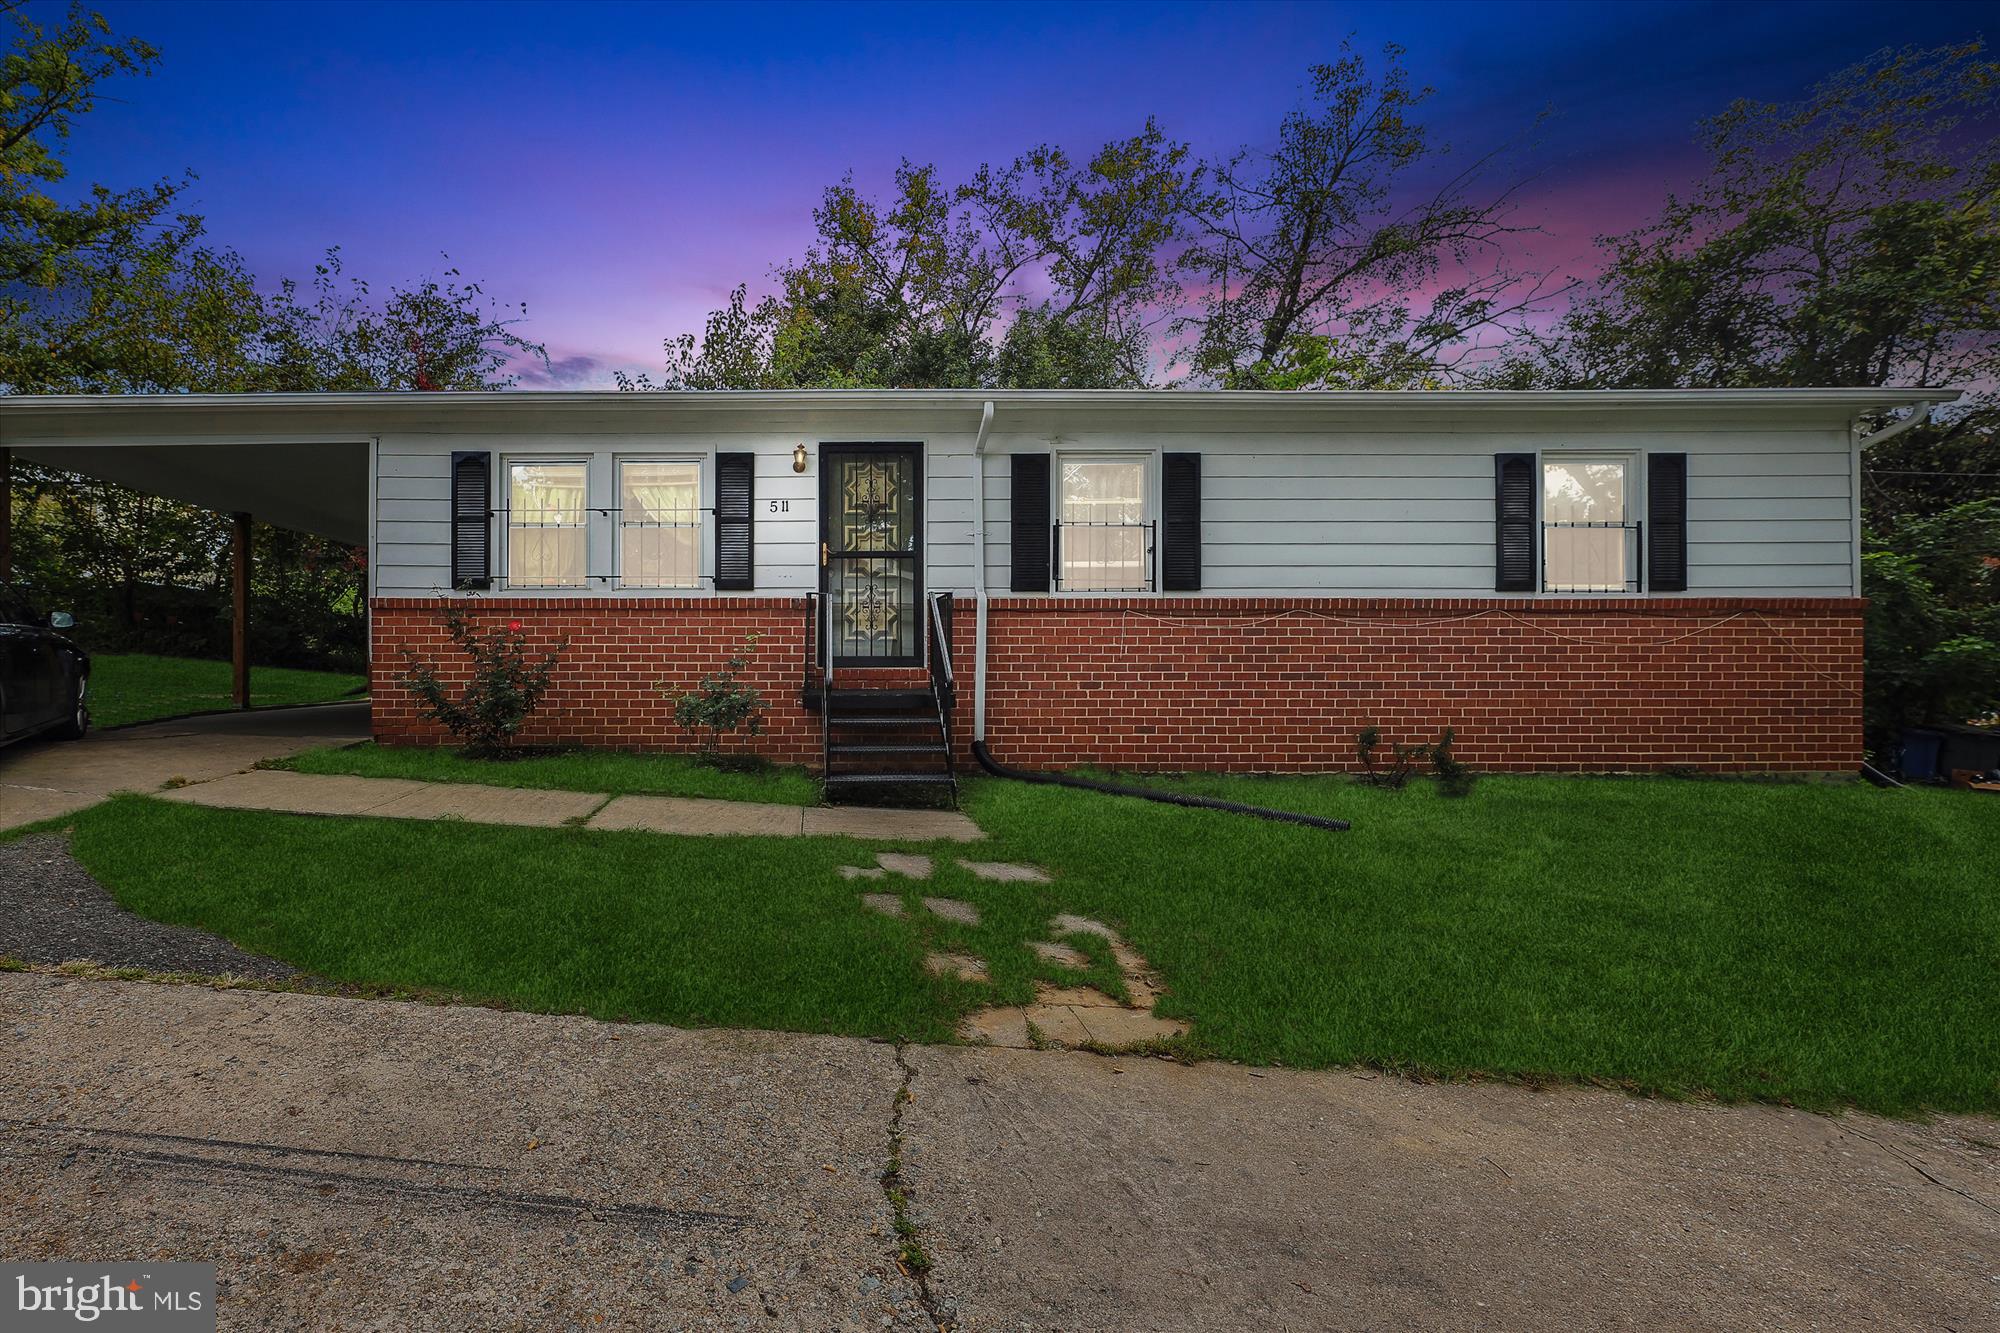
[{"xmin": 821, "ymin": 541, "xmax": 830, "ymax": 568}]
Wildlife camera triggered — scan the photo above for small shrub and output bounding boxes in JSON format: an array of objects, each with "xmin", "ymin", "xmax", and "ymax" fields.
[
  {"xmin": 400, "ymin": 607, "xmax": 568, "ymax": 757},
  {"xmin": 669, "ymin": 633, "xmax": 767, "ymax": 763},
  {"xmin": 1430, "ymin": 727, "xmax": 1474, "ymax": 797},
  {"xmin": 1357, "ymin": 724, "xmax": 1476, "ymax": 796}
]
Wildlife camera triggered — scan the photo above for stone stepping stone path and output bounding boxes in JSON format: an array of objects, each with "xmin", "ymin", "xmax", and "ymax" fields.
[
  {"xmin": 845, "ymin": 853, "xmax": 1187, "ymax": 1052},
  {"xmin": 920, "ymin": 896, "xmax": 981, "ymax": 926},
  {"xmin": 959, "ymin": 860, "xmax": 1051, "ymax": 883},
  {"xmin": 1028, "ymin": 940, "xmax": 1091, "ymax": 968},
  {"xmin": 923, "ymin": 951, "xmax": 988, "ymax": 982},
  {"xmin": 961, "ymin": 913, "xmax": 1185, "ymax": 1052}
]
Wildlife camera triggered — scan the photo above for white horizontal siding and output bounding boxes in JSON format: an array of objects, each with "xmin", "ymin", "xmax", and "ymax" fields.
[
  {"xmin": 373, "ymin": 441, "xmax": 451, "ymax": 593},
  {"xmin": 371, "ymin": 425, "xmax": 985, "ymax": 598},
  {"xmin": 924, "ymin": 433, "xmax": 978, "ymax": 595},
  {"xmin": 371, "ymin": 417, "xmax": 1858, "ymax": 601}
]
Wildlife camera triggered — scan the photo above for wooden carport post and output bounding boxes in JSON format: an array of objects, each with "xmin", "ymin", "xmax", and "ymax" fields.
[{"xmin": 231, "ymin": 511, "xmax": 252, "ymax": 709}]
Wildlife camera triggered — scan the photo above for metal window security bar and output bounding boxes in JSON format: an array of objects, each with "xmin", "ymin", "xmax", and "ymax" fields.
[
  {"xmin": 618, "ymin": 511, "xmax": 702, "ymax": 589},
  {"xmin": 505, "ymin": 463, "xmax": 588, "ymax": 588},
  {"xmin": 1053, "ymin": 520, "xmax": 1156, "ymax": 592},
  {"xmin": 492, "ymin": 503, "xmax": 716, "ymax": 589},
  {"xmin": 1541, "ymin": 520, "xmax": 1643, "ymax": 593},
  {"xmin": 621, "ymin": 461, "xmax": 701, "ymax": 589}
]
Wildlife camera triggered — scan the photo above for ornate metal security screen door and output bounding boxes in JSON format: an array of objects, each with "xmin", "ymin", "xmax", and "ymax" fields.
[{"xmin": 821, "ymin": 445, "xmax": 923, "ymax": 666}]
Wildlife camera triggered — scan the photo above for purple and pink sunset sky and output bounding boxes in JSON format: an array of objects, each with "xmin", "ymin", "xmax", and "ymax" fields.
[{"xmin": 61, "ymin": 0, "xmax": 1990, "ymax": 386}]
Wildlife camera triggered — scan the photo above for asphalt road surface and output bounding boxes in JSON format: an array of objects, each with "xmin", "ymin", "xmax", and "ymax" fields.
[{"xmin": 3, "ymin": 973, "xmax": 1995, "ymax": 1331}]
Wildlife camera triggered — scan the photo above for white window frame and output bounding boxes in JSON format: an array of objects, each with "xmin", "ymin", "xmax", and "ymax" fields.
[
  {"xmin": 501, "ymin": 456, "xmax": 592, "ymax": 591},
  {"xmin": 1538, "ymin": 450, "xmax": 1641, "ymax": 595},
  {"xmin": 614, "ymin": 454, "xmax": 706, "ymax": 592},
  {"xmin": 1054, "ymin": 451, "xmax": 1156, "ymax": 594}
]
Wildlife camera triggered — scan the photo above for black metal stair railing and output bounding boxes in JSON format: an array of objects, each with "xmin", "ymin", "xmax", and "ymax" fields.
[
  {"xmin": 802, "ymin": 592, "xmax": 819, "ymax": 699},
  {"xmin": 926, "ymin": 592, "xmax": 957, "ymax": 794}
]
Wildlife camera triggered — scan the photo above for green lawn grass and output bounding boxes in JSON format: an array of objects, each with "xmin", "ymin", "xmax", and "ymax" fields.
[
  {"xmin": 50, "ymin": 772, "xmax": 2000, "ymax": 1117},
  {"xmin": 279, "ymin": 741, "xmax": 819, "ymax": 806},
  {"xmin": 89, "ymin": 654, "xmax": 367, "ymax": 729}
]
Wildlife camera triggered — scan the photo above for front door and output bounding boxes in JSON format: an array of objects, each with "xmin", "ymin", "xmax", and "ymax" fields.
[{"xmin": 820, "ymin": 444, "xmax": 923, "ymax": 667}]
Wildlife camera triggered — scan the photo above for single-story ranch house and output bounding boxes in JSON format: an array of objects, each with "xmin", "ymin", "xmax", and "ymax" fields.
[{"xmin": 0, "ymin": 388, "xmax": 1942, "ymax": 790}]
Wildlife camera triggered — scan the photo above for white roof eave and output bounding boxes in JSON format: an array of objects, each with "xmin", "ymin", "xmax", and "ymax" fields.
[{"xmin": 0, "ymin": 385, "xmax": 1954, "ymax": 447}]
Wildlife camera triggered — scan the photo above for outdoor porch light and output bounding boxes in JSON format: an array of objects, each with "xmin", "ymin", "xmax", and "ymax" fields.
[{"xmin": 793, "ymin": 442, "xmax": 808, "ymax": 473}]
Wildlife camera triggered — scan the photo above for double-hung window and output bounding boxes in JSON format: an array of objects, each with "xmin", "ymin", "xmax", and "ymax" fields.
[
  {"xmin": 618, "ymin": 459, "xmax": 701, "ymax": 589},
  {"xmin": 1541, "ymin": 457, "xmax": 1632, "ymax": 593},
  {"xmin": 1057, "ymin": 455, "xmax": 1150, "ymax": 591},
  {"xmin": 506, "ymin": 460, "xmax": 589, "ymax": 588}
]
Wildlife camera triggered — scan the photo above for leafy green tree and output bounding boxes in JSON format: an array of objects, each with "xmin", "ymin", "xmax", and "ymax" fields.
[
  {"xmin": 627, "ymin": 123, "xmax": 1195, "ymax": 389},
  {"xmin": 0, "ymin": 0, "xmax": 211, "ymax": 392},
  {"xmin": 1495, "ymin": 41, "xmax": 2000, "ymax": 391},
  {"xmin": 1861, "ymin": 412, "xmax": 2000, "ymax": 534},
  {"xmin": 8, "ymin": 468, "xmax": 225, "ymax": 631},
  {"xmin": 1862, "ymin": 500, "xmax": 2000, "ymax": 752},
  {"xmin": 3, "ymin": 227, "xmax": 269, "ymax": 393},
  {"xmin": 0, "ymin": 3, "xmax": 539, "ymax": 664},
  {"xmin": 256, "ymin": 247, "xmax": 545, "ymax": 391},
  {"xmin": 1177, "ymin": 41, "xmax": 1553, "ymax": 389},
  {"xmin": 0, "ymin": 2, "xmax": 173, "ymax": 287}
]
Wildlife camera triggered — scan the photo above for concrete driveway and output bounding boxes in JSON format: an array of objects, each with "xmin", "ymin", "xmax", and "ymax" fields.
[
  {"xmin": 2, "ymin": 973, "xmax": 1993, "ymax": 1332},
  {"xmin": 0, "ymin": 702, "xmax": 368, "ymax": 831}
]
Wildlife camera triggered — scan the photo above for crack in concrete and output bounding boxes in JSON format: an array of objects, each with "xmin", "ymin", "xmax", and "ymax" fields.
[
  {"xmin": 882, "ymin": 1041, "xmax": 951, "ymax": 1330},
  {"xmin": 1841, "ymin": 1125, "xmax": 2000, "ymax": 1220},
  {"xmin": 0, "ymin": 1140, "xmax": 749, "ymax": 1234}
]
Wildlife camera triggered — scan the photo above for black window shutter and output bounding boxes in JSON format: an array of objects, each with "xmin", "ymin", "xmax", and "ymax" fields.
[
  {"xmin": 1161, "ymin": 452, "xmax": 1201, "ymax": 592},
  {"xmin": 449, "ymin": 451, "xmax": 491, "ymax": 590},
  {"xmin": 1647, "ymin": 452, "xmax": 1689, "ymax": 593},
  {"xmin": 714, "ymin": 452, "xmax": 755, "ymax": 591},
  {"xmin": 1494, "ymin": 452, "xmax": 1537, "ymax": 592},
  {"xmin": 1010, "ymin": 453, "xmax": 1052, "ymax": 592}
]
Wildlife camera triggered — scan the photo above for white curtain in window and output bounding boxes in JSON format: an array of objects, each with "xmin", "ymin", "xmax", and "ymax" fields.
[
  {"xmin": 508, "ymin": 462, "xmax": 587, "ymax": 587},
  {"xmin": 1060, "ymin": 458, "xmax": 1147, "ymax": 590},
  {"xmin": 1543, "ymin": 459, "xmax": 1627, "ymax": 592},
  {"xmin": 620, "ymin": 461, "xmax": 700, "ymax": 588}
]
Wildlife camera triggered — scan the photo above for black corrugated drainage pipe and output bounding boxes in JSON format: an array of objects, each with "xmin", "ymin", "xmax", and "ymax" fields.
[{"xmin": 971, "ymin": 742, "xmax": 1351, "ymax": 832}]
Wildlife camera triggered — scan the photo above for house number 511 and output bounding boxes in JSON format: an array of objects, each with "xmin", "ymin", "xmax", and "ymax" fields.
[{"xmin": 767, "ymin": 500, "xmax": 789, "ymax": 514}]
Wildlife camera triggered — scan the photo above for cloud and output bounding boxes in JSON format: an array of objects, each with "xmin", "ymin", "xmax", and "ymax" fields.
[{"xmin": 508, "ymin": 351, "xmax": 609, "ymax": 389}]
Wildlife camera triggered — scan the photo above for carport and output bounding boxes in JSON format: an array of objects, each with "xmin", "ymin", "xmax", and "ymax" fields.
[{"xmin": 0, "ymin": 395, "xmax": 371, "ymax": 709}]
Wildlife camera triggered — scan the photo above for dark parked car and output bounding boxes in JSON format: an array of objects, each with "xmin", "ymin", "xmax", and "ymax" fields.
[{"xmin": 0, "ymin": 589, "xmax": 90, "ymax": 747}]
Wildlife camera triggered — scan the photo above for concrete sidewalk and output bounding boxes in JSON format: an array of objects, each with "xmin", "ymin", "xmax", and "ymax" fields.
[
  {"xmin": 0, "ymin": 702, "xmax": 371, "ymax": 831},
  {"xmin": 157, "ymin": 767, "xmax": 984, "ymax": 842},
  {"xmin": 2, "ymin": 972, "xmax": 1994, "ymax": 1331}
]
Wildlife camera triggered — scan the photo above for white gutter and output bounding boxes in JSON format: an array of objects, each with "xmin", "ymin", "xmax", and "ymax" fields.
[
  {"xmin": 970, "ymin": 399, "xmax": 995, "ymax": 741},
  {"xmin": 1853, "ymin": 401, "xmax": 1936, "ymax": 450},
  {"xmin": 0, "ymin": 386, "xmax": 1951, "ymax": 411},
  {"xmin": 1849, "ymin": 399, "xmax": 1939, "ymax": 597}
]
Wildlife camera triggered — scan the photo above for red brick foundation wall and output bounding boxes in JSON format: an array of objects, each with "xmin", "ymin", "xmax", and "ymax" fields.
[
  {"xmin": 370, "ymin": 597, "xmax": 822, "ymax": 765},
  {"xmin": 964, "ymin": 597, "xmax": 1864, "ymax": 774},
  {"xmin": 371, "ymin": 595, "xmax": 1864, "ymax": 774}
]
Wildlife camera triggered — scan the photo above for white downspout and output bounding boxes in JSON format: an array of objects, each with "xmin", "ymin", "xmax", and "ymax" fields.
[
  {"xmin": 1849, "ymin": 401, "xmax": 1937, "ymax": 596},
  {"xmin": 971, "ymin": 399, "xmax": 995, "ymax": 741}
]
